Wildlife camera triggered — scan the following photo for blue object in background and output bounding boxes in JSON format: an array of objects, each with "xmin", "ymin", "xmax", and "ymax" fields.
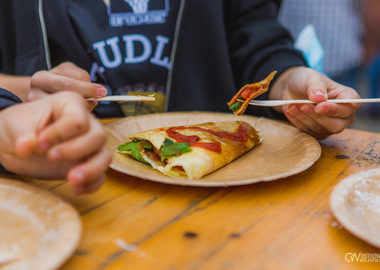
[
  {"xmin": 294, "ymin": 25, "xmax": 326, "ymax": 76},
  {"xmin": 367, "ymin": 54, "xmax": 380, "ymax": 115}
]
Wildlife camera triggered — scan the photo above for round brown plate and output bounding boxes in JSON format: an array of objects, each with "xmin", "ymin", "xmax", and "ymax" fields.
[
  {"xmin": 330, "ymin": 168, "xmax": 380, "ymax": 249},
  {"xmin": 106, "ymin": 112, "xmax": 321, "ymax": 186},
  {"xmin": 0, "ymin": 178, "xmax": 82, "ymax": 270}
]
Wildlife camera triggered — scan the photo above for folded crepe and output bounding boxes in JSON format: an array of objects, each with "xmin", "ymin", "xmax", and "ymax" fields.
[
  {"xmin": 117, "ymin": 121, "xmax": 262, "ymax": 180},
  {"xmin": 228, "ymin": 71, "xmax": 277, "ymax": 115}
]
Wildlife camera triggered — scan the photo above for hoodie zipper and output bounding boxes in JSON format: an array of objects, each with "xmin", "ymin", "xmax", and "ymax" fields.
[
  {"xmin": 164, "ymin": 0, "xmax": 186, "ymax": 112},
  {"xmin": 38, "ymin": 0, "xmax": 52, "ymax": 70}
]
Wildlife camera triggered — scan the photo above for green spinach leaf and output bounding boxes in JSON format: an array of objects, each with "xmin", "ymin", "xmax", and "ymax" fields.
[
  {"xmin": 117, "ymin": 140, "xmax": 152, "ymax": 164},
  {"xmin": 159, "ymin": 139, "xmax": 191, "ymax": 161}
]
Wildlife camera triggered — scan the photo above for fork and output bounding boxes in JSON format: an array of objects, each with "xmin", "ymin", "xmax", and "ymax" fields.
[
  {"xmin": 87, "ymin": 95, "xmax": 155, "ymax": 102},
  {"xmin": 248, "ymin": 98, "xmax": 380, "ymax": 107}
]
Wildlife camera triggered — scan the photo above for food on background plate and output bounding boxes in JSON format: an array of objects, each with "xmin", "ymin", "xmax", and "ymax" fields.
[
  {"xmin": 228, "ymin": 71, "xmax": 277, "ymax": 115},
  {"xmin": 117, "ymin": 121, "xmax": 262, "ymax": 179},
  {"xmin": 330, "ymin": 168, "xmax": 380, "ymax": 249}
]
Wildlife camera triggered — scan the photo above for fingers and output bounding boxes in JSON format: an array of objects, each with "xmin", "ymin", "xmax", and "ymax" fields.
[
  {"xmin": 37, "ymin": 93, "xmax": 91, "ymax": 150},
  {"xmin": 27, "ymin": 88, "xmax": 49, "ymax": 101},
  {"xmin": 314, "ymin": 102, "xmax": 360, "ymax": 118},
  {"xmin": 0, "ymin": 89, "xmax": 110, "ymax": 194},
  {"xmin": 50, "ymin": 62, "xmax": 91, "ymax": 82},
  {"xmin": 304, "ymin": 74, "xmax": 361, "ymax": 119},
  {"xmin": 28, "ymin": 62, "xmax": 106, "ymax": 101},
  {"xmin": 284, "ymin": 104, "xmax": 356, "ymax": 140},
  {"xmin": 308, "ymin": 89, "xmax": 328, "ymax": 102},
  {"xmin": 87, "ymin": 100, "xmax": 98, "ymax": 111},
  {"xmin": 71, "ymin": 175, "xmax": 106, "ymax": 195},
  {"xmin": 67, "ymin": 146, "xmax": 112, "ymax": 194},
  {"xmin": 46, "ymin": 116, "xmax": 106, "ymax": 161},
  {"xmin": 33, "ymin": 92, "xmax": 111, "ymax": 194},
  {"xmin": 14, "ymin": 133, "xmax": 39, "ymax": 157},
  {"xmin": 283, "ymin": 68, "xmax": 329, "ymax": 101},
  {"xmin": 305, "ymin": 72, "xmax": 329, "ymax": 102},
  {"xmin": 283, "ymin": 69, "xmax": 360, "ymax": 139},
  {"xmin": 0, "ymin": 101, "xmax": 53, "ymax": 157},
  {"xmin": 30, "ymin": 70, "xmax": 107, "ymax": 99}
]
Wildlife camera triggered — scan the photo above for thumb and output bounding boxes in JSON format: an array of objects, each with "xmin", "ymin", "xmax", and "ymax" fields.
[
  {"xmin": 13, "ymin": 129, "xmax": 39, "ymax": 157},
  {"xmin": 306, "ymin": 75, "xmax": 328, "ymax": 102}
]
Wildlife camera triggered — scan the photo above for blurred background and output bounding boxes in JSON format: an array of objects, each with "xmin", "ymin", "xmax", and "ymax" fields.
[{"xmin": 278, "ymin": 0, "xmax": 380, "ymax": 132}]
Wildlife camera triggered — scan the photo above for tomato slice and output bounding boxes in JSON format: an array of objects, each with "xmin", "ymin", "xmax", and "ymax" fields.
[{"xmin": 240, "ymin": 88, "xmax": 252, "ymax": 100}]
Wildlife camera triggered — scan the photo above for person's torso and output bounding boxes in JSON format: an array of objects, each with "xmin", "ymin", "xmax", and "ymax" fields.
[{"xmin": 45, "ymin": 0, "xmax": 180, "ymax": 117}]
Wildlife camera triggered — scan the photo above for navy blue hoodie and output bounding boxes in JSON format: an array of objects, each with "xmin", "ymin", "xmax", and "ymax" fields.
[{"xmin": 0, "ymin": 0, "xmax": 306, "ymax": 118}]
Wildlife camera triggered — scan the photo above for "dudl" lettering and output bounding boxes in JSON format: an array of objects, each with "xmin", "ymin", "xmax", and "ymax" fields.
[{"xmin": 93, "ymin": 34, "xmax": 171, "ymax": 69}]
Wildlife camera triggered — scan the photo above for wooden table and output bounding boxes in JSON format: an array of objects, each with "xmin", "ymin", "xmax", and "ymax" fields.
[{"xmin": 13, "ymin": 120, "xmax": 380, "ymax": 269}]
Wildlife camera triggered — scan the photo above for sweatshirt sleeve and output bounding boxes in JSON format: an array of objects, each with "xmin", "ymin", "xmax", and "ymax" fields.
[
  {"xmin": 0, "ymin": 87, "xmax": 22, "ymax": 174},
  {"xmin": 228, "ymin": 0, "xmax": 307, "ymax": 119},
  {"xmin": 0, "ymin": 88, "xmax": 23, "ymax": 110},
  {"xmin": 0, "ymin": 163, "xmax": 11, "ymax": 174},
  {"xmin": 229, "ymin": 0, "xmax": 307, "ymax": 85}
]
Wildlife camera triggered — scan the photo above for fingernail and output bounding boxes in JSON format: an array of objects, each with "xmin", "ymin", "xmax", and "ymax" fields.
[
  {"xmin": 300, "ymin": 105, "xmax": 314, "ymax": 114},
  {"xmin": 287, "ymin": 105, "xmax": 301, "ymax": 115},
  {"xmin": 97, "ymin": 87, "xmax": 107, "ymax": 97},
  {"xmin": 49, "ymin": 149, "xmax": 61, "ymax": 161},
  {"xmin": 311, "ymin": 89, "xmax": 327, "ymax": 99},
  {"xmin": 316, "ymin": 105, "xmax": 329, "ymax": 114}
]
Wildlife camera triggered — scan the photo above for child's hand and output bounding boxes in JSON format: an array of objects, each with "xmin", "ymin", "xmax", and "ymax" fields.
[{"xmin": 0, "ymin": 92, "xmax": 112, "ymax": 194}]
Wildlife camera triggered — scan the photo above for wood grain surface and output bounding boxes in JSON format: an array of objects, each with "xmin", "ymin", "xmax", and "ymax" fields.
[{"xmin": 6, "ymin": 120, "xmax": 380, "ymax": 270}]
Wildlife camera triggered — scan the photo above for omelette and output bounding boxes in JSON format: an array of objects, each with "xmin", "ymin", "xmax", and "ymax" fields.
[{"xmin": 117, "ymin": 121, "xmax": 262, "ymax": 179}]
